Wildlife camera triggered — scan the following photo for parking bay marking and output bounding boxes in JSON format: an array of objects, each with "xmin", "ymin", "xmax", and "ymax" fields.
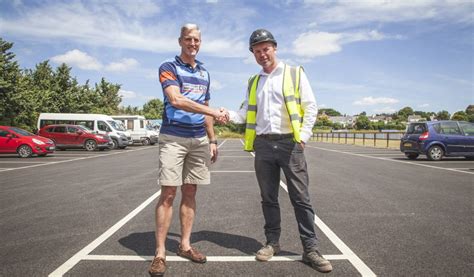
[
  {"xmin": 308, "ymin": 145, "xmax": 474, "ymax": 175},
  {"xmin": 2, "ymin": 147, "xmax": 153, "ymax": 172}
]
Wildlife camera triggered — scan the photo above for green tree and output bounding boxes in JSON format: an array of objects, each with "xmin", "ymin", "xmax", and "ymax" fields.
[
  {"xmin": 143, "ymin": 98, "xmax": 164, "ymax": 119},
  {"xmin": 92, "ymin": 78, "xmax": 121, "ymax": 114},
  {"xmin": 465, "ymin": 105, "xmax": 474, "ymax": 123},
  {"xmin": 318, "ymin": 108, "xmax": 341, "ymax": 116},
  {"xmin": 354, "ymin": 115, "xmax": 370, "ymax": 130},
  {"xmin": 436, "ymin": 110, "xmax": 450, "ymax": 120},
  {"xmin": 396, "ymin": 106, "xmax": 414, "ymax": 121},
  {"xmin": 452, "ymin": 111, "xmax": 468, "ymax": 121},
  {"xmin": 0, "ymin": 38, "xmax": 22, "ymax": 126}
]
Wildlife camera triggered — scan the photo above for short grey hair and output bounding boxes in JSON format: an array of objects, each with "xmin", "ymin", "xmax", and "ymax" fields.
[{"xmin": 180, "ymin": 23, "xmax": 200, "ymax": 38}]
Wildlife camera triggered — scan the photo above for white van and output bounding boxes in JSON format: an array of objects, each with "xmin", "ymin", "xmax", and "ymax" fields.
[
  {"xmin": 37, "ymin": 113, "xmax": 133, "ymax": 149},
  {"xmin": 112, "ymin": 115, "xmax": 159, "ymax": 145}
]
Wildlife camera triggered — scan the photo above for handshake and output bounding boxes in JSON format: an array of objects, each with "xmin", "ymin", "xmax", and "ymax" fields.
[{"xmin": 213, "ymin": 107, "xmax": 230, "ymax": 124}]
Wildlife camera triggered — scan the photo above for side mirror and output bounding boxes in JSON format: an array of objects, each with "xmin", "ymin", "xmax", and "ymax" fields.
[
  {"xmin": 6, "ymin": 134, "xmax": 12, "ymax": 138},
  {"xmin": 76, "ymin": 131, "xmax": 83, "ymax": 135}
]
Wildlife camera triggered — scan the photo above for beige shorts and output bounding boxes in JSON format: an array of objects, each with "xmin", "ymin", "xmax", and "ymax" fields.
[{"xmin": 158, "ymin": 133, "xmax": 210, "ymax": 186}]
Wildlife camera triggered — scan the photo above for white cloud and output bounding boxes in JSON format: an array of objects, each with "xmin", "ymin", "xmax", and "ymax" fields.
[
  {"xmin": 0, "ymin": 1, "xmax": 248, "ymax": 57},
  {"xmin": 105, "ymin": 58, "xmax": 139, "ymax": 72},
  {"xmin": 50, "ymin": 49, "xmax": 102, "ymax": 70},
  {"xmin": 311, "ymin": 0, "xmax": 473, "ymax": 25},
  {"xmin": 211, "ymin": 80, "xmax": 224, "ymax": 91},
  {"xmin": 374, "ymin": 107, "xmax": 397, "ymax": 114},
  {"xmin": 119, "ymin": 89, "xmax": 137, "ymax": 99},
  {"xmin": 114, "ymin": 0, "xmax": 161, "ymax": 18},
  {"xmin": 418, "ymin": 103, "xmax": 430, "ymax": 108},
  {"xmin": 353, "ymin": 96, "xmax": 399, "ymax": 106},
  {"xmin": 51, "ymin": 50, "xmax": 139, "ymax": 72},
  {"xmin": 293, "ymin": 31, "xmax": 342, "ymax": 58},
  {"xmin": 292, "ymin": 30, "xmax": 399, "ymax": 58}
]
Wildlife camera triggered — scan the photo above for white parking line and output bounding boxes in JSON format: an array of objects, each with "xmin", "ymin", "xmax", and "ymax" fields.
[
  {"xmin": 219, "ymin": 156, "xmax": 253, "ymax": 158},
  {"xmin": 49, "ymin": 190, "xmax": 162, "ymax": 277},
  {"xmin": 308, "ymin": 145, "xmax": 474, "ymax": 175},
  {"xmin": 242, "ymin": 139, "xmax": 376, "ymax": 276},
  {"xmin": 83, "ymin": 254, "xmax": 346, "ymax": 262},
  {"xmin": 2, "ymin": 147, "xmax": 153, "ymax": 172}
]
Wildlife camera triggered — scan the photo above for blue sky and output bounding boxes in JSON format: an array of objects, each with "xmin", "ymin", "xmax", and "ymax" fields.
[{"xmin": 1, "ymin": 0, "xmax": 473, "ymax": 116}]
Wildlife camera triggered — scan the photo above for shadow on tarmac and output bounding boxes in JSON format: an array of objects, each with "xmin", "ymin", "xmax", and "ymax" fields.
[{"xmin": 118, "ymin": 231, "xmax": 298, "ymax": 256}]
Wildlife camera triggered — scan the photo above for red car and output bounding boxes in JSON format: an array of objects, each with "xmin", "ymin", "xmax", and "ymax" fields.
[
  {"xmin": 38, "ymin": 124, "xmax": 113, "ymax": 151},
  {"xmin": 0, "ymin": 126, "xmax": 55, "ymax": 158}
]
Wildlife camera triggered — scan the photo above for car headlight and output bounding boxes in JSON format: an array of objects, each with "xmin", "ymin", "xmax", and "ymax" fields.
[
  {"xmin": 95, "ymin": 135, "xmax": 104, "ymax": 139},
  {"xmin": 33, "ymin": 138, "xmax": 45, "ymax": 145}
]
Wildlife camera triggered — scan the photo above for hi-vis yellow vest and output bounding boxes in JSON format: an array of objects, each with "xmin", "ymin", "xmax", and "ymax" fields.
[{"xmin": 244, "ymin": 64, "xmax": 304, "ymax": 151}]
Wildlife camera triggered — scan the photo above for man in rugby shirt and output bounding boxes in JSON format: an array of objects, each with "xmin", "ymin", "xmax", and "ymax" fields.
[{"xmin": 149, "ymin": 23, "xmax": 228, "ymax": 277}]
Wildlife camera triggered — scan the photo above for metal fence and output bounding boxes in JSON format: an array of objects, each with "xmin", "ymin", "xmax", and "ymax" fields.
[{"xmin": 312, "ymin": 131, "xmax": 405, "ymax": 148}]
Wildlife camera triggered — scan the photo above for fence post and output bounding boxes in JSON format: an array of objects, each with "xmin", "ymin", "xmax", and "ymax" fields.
[
  {"xmin": 363, "ymin": 133, "xmax": 366, "ymax": 146},
  {"xmin": 345, "ymin": 132, "xmax": 347, "ymax": 144},
  {"xmin": 386, "ymin": 132, "xmax": 390, "ymax": 148},
  {"xmin": 374, "ymin": 133, "xmax": 377, "ymax": 147}
]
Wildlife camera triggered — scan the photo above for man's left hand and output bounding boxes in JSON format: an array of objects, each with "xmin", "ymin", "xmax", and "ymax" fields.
[{"xmin": 210, "ymin": 143, "xmax": 218, "ymax": 163}]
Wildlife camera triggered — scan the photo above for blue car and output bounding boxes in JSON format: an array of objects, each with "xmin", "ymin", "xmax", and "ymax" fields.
[{"xmin": 400, "ymin": 120, "xmax": 474, "ymax": 161}]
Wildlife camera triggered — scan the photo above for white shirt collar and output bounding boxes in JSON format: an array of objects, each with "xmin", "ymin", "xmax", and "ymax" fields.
[{"xmin": 259, "ymin": 61, "xmax": 284, "ymax": 76}]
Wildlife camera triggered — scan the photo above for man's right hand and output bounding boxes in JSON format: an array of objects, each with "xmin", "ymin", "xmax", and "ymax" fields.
[{"xmin": 214, "ymin": 107, "xmax": 229, "ymax": 124}]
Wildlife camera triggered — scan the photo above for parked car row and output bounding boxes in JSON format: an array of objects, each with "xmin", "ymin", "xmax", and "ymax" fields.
[
  {"xmin": 0, "ymin": 126, "xmax": 55, "ymax": 158},
  {"xmin": 400, "ymin": 120, "xmax": 474, "ymax": 161},
  {"xmin": 38, "ymin": 124, "xmax": 113, "ymax": 151},
  {"xmin": 1, "ymin": 112, "xmax": 162, "ymax": 158}
]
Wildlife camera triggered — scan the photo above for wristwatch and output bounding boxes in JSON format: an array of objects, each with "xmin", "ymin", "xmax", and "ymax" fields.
[{"xmin": 209, "ymin": 140, "xmax": 218, "ymax": 144}]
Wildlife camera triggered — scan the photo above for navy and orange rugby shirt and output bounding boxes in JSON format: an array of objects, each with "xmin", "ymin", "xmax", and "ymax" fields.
[{"xmin": 158, "ymin": 56, "xmax": 211, "ymax": 138}]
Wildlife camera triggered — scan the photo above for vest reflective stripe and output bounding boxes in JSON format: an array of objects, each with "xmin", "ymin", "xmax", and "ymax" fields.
[
  {"xmin": 244, "ymin": 75, "xmax": 260, "ymax": 151},
  {"xmin": 244, "ymin": 65, "xmax": 304, "ymax": 151}
]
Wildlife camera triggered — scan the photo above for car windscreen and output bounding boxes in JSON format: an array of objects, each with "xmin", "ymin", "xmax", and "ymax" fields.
[
  {"xmin": 406, "ymin": 123, "xmax": 427, "ymax": 134},
  {"xmin": 459, "ymin": 122, "xmax": 474, "ymax": 136},
  {"xmin": 9, "ymin": 127, "xmax": 34, "ymax": 136},
  {"xmin": 78, "ymin": 125, "xmax": 94, "ymax": 133},
  {"xmin": 108, "ymin": 120, "xmax": 126, "ymax": 131}
]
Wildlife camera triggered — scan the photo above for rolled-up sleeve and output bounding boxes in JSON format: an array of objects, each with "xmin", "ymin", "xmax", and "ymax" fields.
[{"xmin": 299, "ymin": 70, "xmax": 318, "ymax": 143}]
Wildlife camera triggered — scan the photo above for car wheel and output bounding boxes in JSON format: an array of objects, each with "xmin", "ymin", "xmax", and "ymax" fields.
[
  {"xmin": 119, "ymin": 146, "xmax": 127, "ymax": 149},
  {"xmin": 111, "ymin": 139, "xmax": 118, "ymax": 149},
  {"xmin": 85, "ymin": 139, "xmax": 97, "ymax": 151},
  {"xmin": 17, "ymin": 145, "xmax": 33, "ymax": 158},
  {"xmin": 142, "ymin": 138, "xmax": 151, "ymax": 146},
  {"xmin": 405, "ymin": 153, "xmax": 419, "ymax": 160},
  {"xmin": 427, "ymin": 145, "xmax": 444, "ymax": 161}
]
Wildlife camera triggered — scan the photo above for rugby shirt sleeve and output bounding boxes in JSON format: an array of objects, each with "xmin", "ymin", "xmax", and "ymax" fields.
[{"xmin": 159, "ymin": 62, "xmax": 179, "ymax": 89}]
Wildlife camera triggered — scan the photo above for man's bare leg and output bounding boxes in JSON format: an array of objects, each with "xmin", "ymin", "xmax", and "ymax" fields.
[
  {"xmin": 179, "ymin": 184, "xmax": 197, "ymax": 250},
  {"xmin": 154, "ymin": 186, "xmax": 178, "ymax": 258}
]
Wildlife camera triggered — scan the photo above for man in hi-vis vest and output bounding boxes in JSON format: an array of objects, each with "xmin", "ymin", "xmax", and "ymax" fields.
[{"xmin": 228, "ymin": 29, "xmax": 332, "ymax": 273}]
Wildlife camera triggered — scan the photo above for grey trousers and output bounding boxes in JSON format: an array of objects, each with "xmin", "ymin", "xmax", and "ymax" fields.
[{"xmin": 254, "ymin": 136, "xmax": 319, "ymax": 253}]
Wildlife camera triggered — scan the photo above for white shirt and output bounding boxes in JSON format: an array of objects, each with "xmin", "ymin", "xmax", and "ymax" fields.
[{"xmin": 229, "ymin": 62, "xmax": 318, "ymax": 143}]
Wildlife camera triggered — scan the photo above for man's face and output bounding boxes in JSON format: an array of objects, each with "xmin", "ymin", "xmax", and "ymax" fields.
[
  {"xmin": 179, "ymin": 29, "xmax": 201, "ymax": 57},
  {"xmin": 252, "ymin": 42, "xmax": 277, "ymax": 71}
]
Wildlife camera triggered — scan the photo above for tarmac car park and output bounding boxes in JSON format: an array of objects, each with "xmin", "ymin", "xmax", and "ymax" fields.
[{"xmin": 1, "ymin": 139, "xmax": 473, "ymax": 277}]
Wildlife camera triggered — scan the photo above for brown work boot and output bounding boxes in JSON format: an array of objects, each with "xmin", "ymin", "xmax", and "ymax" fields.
[
  {"xmin": 148, "ymin": 256, "xmax": 166, "ymax": 277},
  {"xmin": 177, "ymin": 244, "xmax": 207, "ymax": 263},
  {"xmin": 255, "ymin": 243, "xmax": 281, "ymax": 261},
  {"xmin": 302, "ymin": 250, "xmax": 333, "ymax": 273}
]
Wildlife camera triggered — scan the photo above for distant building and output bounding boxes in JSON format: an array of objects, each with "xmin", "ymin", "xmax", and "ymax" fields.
[
  {"xmin": 328, "ymin": 116, "xmax": 357, "ymax": 128},
  {"xmin": 407, "ymin": 115, "xmax": 423, "ymax": 122},
  {"xmin": 368, "ymin": 115, "xmax": 392, "ymax": 124}
]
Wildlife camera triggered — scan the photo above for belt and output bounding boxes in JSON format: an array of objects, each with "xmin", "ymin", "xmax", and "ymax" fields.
[{"xmin": 257, "ymin": 133, "xmax": 293, "ymax": 140}]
